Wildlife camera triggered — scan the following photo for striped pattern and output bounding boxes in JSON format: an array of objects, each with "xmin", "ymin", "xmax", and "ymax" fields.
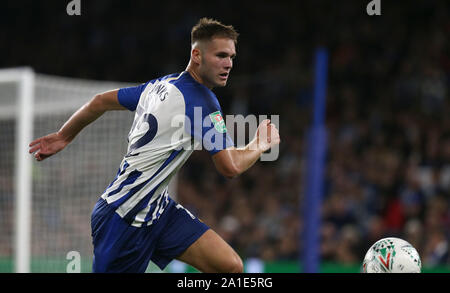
[{"xmin": 101, "ymin": 73, "xmax": 192, "ymax": 227}]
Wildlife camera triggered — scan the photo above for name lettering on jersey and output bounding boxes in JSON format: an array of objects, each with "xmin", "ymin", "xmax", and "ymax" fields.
[{"xmin": 147, "ymin": 81, "xmax": 169, "ymax": 101}]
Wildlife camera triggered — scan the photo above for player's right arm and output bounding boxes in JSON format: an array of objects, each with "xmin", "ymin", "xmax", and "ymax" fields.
[
  {"xmin": 212, "ymin": 119, "xmax": 280, "ymax": 179},
  {"xmin": 29, "ymin": 89, "xmax": 125, "ymax": 161}
]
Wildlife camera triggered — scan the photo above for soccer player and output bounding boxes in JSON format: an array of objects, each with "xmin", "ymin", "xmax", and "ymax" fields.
[{"xmin": 28, "ymin": 18, "xmax": 280, "ymax": 273}]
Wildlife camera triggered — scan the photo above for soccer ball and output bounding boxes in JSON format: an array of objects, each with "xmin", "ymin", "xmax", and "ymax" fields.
[{"xmin": 362, "ymin": 237, "xmax": 422, "ymax": 273}]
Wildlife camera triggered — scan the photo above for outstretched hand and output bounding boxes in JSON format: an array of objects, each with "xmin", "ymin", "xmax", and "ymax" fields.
[
  {"xmin": 29, "ymin": 132, "xmax": 69, "ymax": 161},
  {"xmin": 256, "ymin": 119, "xmax": 280, "ymax": 152}
]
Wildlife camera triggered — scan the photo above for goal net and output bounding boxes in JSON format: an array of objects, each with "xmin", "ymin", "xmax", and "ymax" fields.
[{"xmin": 0, "ymin": 68, "xmax": 139, "ymax": 272}]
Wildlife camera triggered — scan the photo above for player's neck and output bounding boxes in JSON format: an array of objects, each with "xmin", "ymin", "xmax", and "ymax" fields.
[{"xmin": 186, "ymin": 62, "xmax": 211, "ymax": 89}]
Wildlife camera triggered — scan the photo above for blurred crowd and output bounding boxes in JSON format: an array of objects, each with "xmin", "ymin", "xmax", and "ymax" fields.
[
  {"xmin": 1, "ymin": 0, "xmax": 449, "ymax": 268},
  {"xmin": 176, "ymin": 1, "xmax": 450, "ymax": 267}
]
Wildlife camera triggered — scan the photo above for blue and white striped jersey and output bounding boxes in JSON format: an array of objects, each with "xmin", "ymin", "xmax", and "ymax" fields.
[{"xmin": 101, "ymin": 71, "xmax": 234, "ymax": 227}]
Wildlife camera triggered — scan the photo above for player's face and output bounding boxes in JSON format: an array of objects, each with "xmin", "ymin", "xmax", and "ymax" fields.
[{"xmin": 199, "ymin": 37, "xmax": 236, "ymax": 88}]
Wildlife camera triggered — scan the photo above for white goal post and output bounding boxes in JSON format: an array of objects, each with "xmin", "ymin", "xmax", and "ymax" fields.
[
  {"xmin": 0, "ymin": 68, "xmax": 34, "ymax": 273},
  {"xmin": 0, "ymin": 67, "xmax": 161, "ymax": 272}
]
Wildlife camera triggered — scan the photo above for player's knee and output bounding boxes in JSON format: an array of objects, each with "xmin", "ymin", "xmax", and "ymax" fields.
[
  {"xmin": 233, "ymin": 256, "xmax": 244, "ymax": 273},
  {"xmin": 225, "ymin": 254, "xmax": 243, "ymax": 273}
]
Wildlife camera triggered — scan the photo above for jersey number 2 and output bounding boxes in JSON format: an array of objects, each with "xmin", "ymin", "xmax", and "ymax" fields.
[{"xmin": 128, "ymin": 113, "xmax": 158, "ymax": 155}]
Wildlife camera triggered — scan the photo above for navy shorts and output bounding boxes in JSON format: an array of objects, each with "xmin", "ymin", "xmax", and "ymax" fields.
[{"xmin": 90, "ymin": 197, "xmax": 209, "ymax": 273}]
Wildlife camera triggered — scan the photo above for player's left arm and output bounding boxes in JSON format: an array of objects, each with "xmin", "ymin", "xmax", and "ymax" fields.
[{"xmin": 29, "ymin": 89, "xmax": 125, "ymax": 161}]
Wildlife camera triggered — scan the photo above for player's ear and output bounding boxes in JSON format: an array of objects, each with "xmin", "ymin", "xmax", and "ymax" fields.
[{"xmin": 191, "ymin": 47, "xmax": 202, "ymax": 65}]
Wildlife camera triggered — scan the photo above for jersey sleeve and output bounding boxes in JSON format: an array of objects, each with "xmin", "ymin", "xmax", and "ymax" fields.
[
  {"xmin": 185, "ymin": 87, "xmax": 235, "ymax": 155},
  {"xmin": 117, "ymin": 82, "xmax": 150, "ymax": 111}
]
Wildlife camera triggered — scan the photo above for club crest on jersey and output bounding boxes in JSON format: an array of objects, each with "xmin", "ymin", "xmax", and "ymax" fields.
[{"xmin": 209, "ymin": 111, "xmax": 227, "ymax": 133}]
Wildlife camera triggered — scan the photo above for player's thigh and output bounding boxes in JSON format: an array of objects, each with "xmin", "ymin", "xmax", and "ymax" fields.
[{"xmin": 176, "ymin": 229, "xmax": 243, "ymax": 273}]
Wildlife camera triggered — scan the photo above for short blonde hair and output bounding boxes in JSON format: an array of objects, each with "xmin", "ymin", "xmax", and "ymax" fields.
[{"xmin": 191, "ymin": 17, "xmax": 239, "ymax": 45}]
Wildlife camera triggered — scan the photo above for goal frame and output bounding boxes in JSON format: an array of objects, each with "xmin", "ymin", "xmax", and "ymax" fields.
[{"xmin": 0, "ymin": 67, "xmax": 35, "ymax": 273}]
